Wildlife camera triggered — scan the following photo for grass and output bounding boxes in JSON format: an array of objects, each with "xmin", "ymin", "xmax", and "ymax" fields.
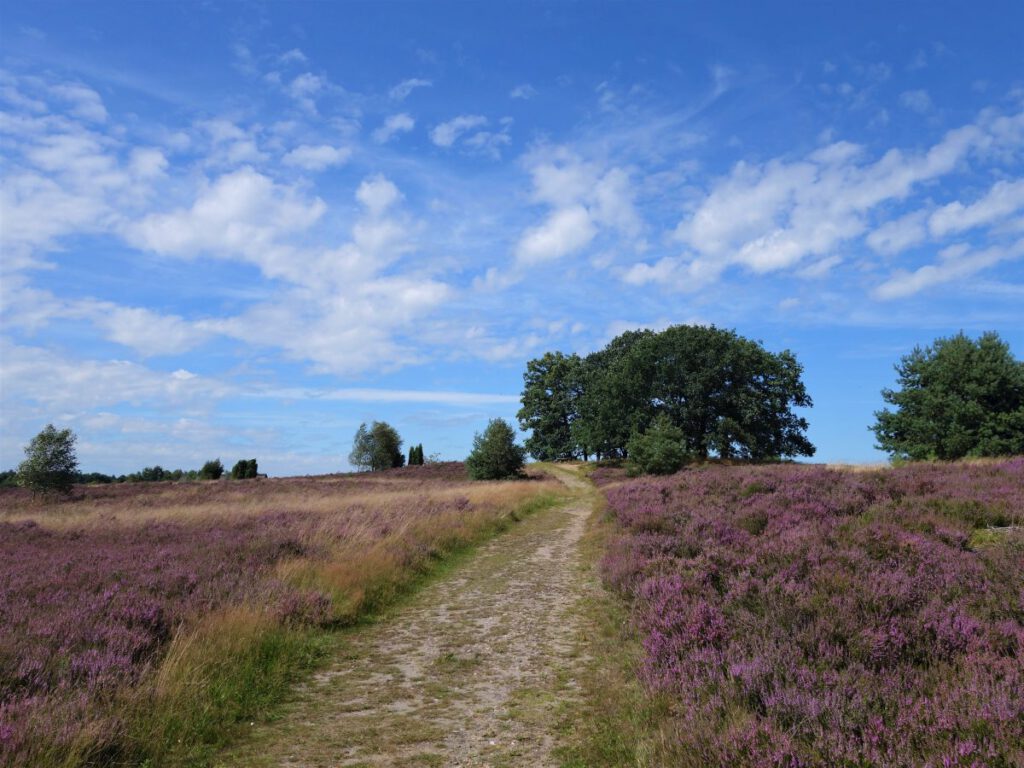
[
  {"xmin": 138, "ymin": 484, "xmax": 567, "ymax": 768},
  {"xmin": 554, "ymin": 474, "xmax": 662, "ymax": 768},
  {"xmin": 0, "ymin": 465, "xmax": 564, "ymax": 767}
]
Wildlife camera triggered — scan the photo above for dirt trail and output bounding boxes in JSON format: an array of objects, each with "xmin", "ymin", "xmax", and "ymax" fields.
[{"xmin": 217, "ymin": 466, "xmax": 596, "ymax": 768}]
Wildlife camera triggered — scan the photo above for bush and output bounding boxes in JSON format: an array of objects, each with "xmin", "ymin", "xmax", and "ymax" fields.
[
  {"xmin": 231, "ymin": 459, "xmax": 258, "ymax": 479},
  {"xmin": 17, "ymin": 424, "xmax": 79, "ymax": 496},
  {"xmin": 198, "ymin": 459, "xmax": 224, "ymax": 480},
  {"xmin": 626, "ymin": 415, "xmax": 688, "ymax": 475},
  {"xmin": 465, "ymin": 419, "xmax": 526, "ymax": 480}
]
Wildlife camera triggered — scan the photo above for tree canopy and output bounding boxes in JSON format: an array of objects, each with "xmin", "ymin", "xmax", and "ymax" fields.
[
  {"xmin": 466, "ymin": 418, "xmax": 526, "ymax": 480},
  {"xmin": 231, "ymin": 458, "xmax": 259, "ymax": 479},
  {"xmin": 17, "ymin": 424, "xmax": 79, "ymax": 496},
  {"xmin": 872, "ymin": 331, "xmax": 1024, "ymax": 460},
  {"xmin": 519, "ymin": 324, "xmax": 815, "ymax": 463},
  {"xmin": 198, "ymin": 459, "xmax": 224, "ymax": 480},
  {"xmin": 349, "ymin": 421, "xmax": 405, "ymax": 471},
  {"xmin": 517, "ymin": 351, "xmax": 584, "ymax": 461}
]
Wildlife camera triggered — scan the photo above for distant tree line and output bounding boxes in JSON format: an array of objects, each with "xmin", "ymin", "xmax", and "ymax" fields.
[
  {"xmin": 2, "ymin": 430, "xmax": 262, "ymax": 494},
  {"xmin": 518, "ymin": 324, "xmax": 816, "ymax": 472}
]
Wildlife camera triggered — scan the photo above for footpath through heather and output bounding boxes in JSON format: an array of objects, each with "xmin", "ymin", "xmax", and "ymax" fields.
[{"xmin": 217, "ymin": 465, "xmax": 598, "ymax": 768}]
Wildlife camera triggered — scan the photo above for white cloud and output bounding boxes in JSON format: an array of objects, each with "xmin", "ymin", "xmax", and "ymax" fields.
[
  {"xmin": 509, "ymin": 84, "xmax": 537, "ymax": 100},
  {"xmin": 796, "ymin": 254, "xmax": 843, "ymax": 278},
  {"xmin": 287, "ymin": 72, "xmax": 325, "ymax": 112},
  {"xmin": 592, "ymin": 167, "xmax": 641, "ymax": 234},
  {"xmin": 90, "ymin": 305, "xmax": 208, "ymax": 356},
  {"xmin": 127, "ymin": 167, "xmax": 326, "ymax": 278},
  {"xmin": 515, "ymin": 205, "xmax": 596, "ymax": 265},
  {"xmin": 282, "ymin": 144, "xmax": 352, "ymax": 171},
  {"xmin": 929, "ymin": 179, "xmax": 1024, "ymax": 238},
  {"xmin": 355, "ymin": 174, "xmax": 402, "ymax": 214},
  {"xmin": 372, "ymin": 113, "xmax": 415, "ymax": 143},
  {"xmin": 899, "ymin": 89, "xmax": 933, "ymax": 113},
  {"xmin": 462, "ymin": 128, "xmax": 511, "ymax": 159},
  {"xmin": 129, "ymin": 147, "xmax": 169, "ymax": 178},
  {"xmin": 430, "ymin": 115, "xmax": 487, "ymax": 147},
  {"xmin": 389, "ymin": 78, "xmax": 432, "ymax": 101},
  {"xmin": 262, "ymin": 387, "xmax": 519, "ymax": 406},
  {"xmin": 0, "ymin": 340, "xmax": 229, "ymax": 411},
  {"xmin": 874, "ymin": 240, "xmax": 1024, "ymax": 300},
  {"xmin": 866, "ymin": 210, "xmax": 929, "ymax": 255},
  {"xmin": 279, "ymin": 48, "xmax": 308, "ymax": 65},
  {"xmin": 671, "ymin": 108, "xmax": 1024, "ymax": 280},
  {"xmin": 49, "ymin": 83, "xmax": 107, "ymax": 122}
]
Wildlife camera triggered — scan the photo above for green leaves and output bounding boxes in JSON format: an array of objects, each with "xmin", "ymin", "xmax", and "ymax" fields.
[
  {"xmin": 466, "ymin": 418, "xmax": 526, "ymax": 480},
  {"xmin": 518, "ymin": 324, "xmax": 816, "ymax": 466},
  {"xmin": 17, "ymin": 424, "xmax": 79, "ymax": 496},
  {"xmin": 349, "ymin": 421, "xmax": 405, "ymax": 471},
  {"xmin": 199, "ymin": 459, "xmax": 224, "ymax": 480},
  {"xmin": 873, "ymin": 331, "xmax": 1024, "ymax": 460}
]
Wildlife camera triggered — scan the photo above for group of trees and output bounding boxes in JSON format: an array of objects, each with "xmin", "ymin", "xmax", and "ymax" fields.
[
  {"xmin": 9, "ymin": 330, "xmax": 1020, "ymax": 495},
  {"xmin": 230, "ymin": 458, "xmax": 259, "ymax": 479},
  {"xmin": 408, "ymin": 444, "xmax": 425, "ymax": 466},
  {"xmin": 348, "ymin": 419, "xmax": 524, "ymax": 480},
  {"xmin": 348, "ymin": 421, "xmax": 407, "ymax": 471},
  {"xmin": 518, "ymin": 324, "xmax": 816, "ymax": 473},
  {"xmin": 7, "ymin": 429, "xmax": 258, "ymax": 495}
]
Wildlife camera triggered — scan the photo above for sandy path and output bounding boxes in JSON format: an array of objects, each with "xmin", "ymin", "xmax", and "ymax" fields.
[{"xmin": 217, "ymin": 467, "xmax": 594, "ymax": 768}]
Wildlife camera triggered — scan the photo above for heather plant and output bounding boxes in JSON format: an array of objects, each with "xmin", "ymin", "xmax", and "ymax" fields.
[
  {"xmin": 600, "ymin": 459, "xmax": 1024, "ymax": 767},
  {"xmin": 0, "ymin": 463, "xmax": 561, "ymax": 766}
]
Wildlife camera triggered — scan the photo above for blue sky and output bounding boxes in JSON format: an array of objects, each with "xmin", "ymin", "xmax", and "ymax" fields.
[{"xmin": 1, "ymin": 1, "xmax": 1022, "ymax": 475}]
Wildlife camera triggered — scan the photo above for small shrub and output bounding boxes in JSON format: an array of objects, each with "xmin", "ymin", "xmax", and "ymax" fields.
[
  {"xmin": 626, "ymin": 415, "xmax": 688, "ymax": 475},
  {"xmin": 466, "ymin": 419, "xmax": 526, "ymax": 480}
]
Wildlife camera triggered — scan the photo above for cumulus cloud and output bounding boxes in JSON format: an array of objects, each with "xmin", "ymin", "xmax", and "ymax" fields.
[
  {"xmin": 126, "ymin": 167, "xmax": 326, "ymax": 280},
  {"xmin": 866, "ymin": 210, "xmax": 929, "ymax": 255},
  {"xmin": 506, "ymin": 147, "xmax": 641, "ymax": 272},
  {"xmin": 389, "ymin": 78, "xmax": 431, "ymax": 101},
  {"xmin": 372, "ymin": 112, "xmax": 415, "ymax": 143},
  {"xmin": 874, "ymin": 240, "xmax": 1024, "ymax": 300},
  {"xmin": 668, "ymin": 107, "xmax": 1024, "ymax": 280},
  {"xmin": 287, "ymin": 72, "xmax": 325, "ymax": 112},
  {"xmin": 928, "ymin": 179, "xmax": 1024, "ymax": 237},
  {"xmin": 282, "ymin": 144, "xmax": 352, "ymax": 170},
  {"xmin": 430, "ymin": 115, "xmax": 487, "ymax": 147},
  {"xmin": 356, "ymin": 174, "xmax": 402, "ymax": 214},
  {"xmin": 515, "ymin": 205, "xmax": 597, "ymax": 264},
  {"xmin": 49, "ymin": 83, "xmax": 107, "ymax": 122}
]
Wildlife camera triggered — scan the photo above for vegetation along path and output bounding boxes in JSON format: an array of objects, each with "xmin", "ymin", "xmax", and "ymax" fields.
[{"xmin": 218, "ymin": 466, "xmax": 598, "ymax": 767}]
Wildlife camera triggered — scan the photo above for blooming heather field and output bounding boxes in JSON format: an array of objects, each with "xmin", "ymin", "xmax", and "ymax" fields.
[
  {"xmin": 601, "ymin": 460, "xmax": 1024, "ymax": 768},
  {"xmin": 0, "ymin": 464, "xmax": 559, "ymax": 767}
]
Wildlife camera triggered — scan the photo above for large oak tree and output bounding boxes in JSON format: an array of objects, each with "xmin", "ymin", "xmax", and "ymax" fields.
[{"xmin": 519, "ymin": 324, "xmax": 815, "ymax": 463}]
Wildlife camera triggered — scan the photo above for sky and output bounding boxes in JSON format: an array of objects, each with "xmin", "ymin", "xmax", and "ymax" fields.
[{"xmin": 1, "ymin": 1, "xmax": 1022, "ymax": 475}]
